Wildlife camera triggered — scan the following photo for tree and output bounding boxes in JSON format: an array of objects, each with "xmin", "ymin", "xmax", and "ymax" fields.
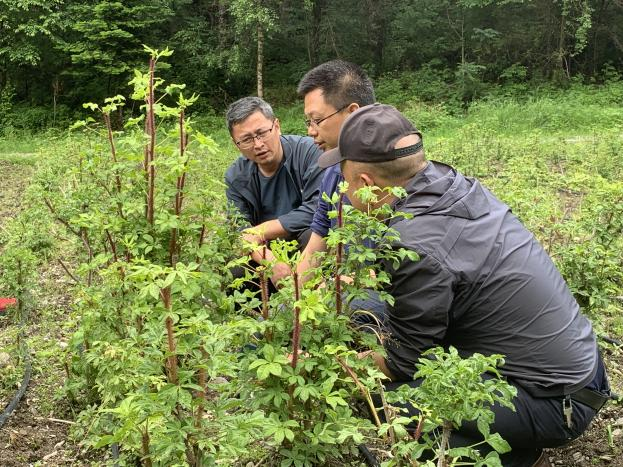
[
  {"xmin": 230, "ymin": 0, "xmax": 279, "ymax": 98},
  {"xmin": 55, "ymin": 1, "xmax": 176, "ymax": 100},
  {"xmin": 0, "ymin": 0, "xmax": 64, "ymax": 96}
]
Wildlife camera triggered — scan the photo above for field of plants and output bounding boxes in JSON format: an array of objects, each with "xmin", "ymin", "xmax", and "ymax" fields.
[{"xmin": 0, "ymin": 58, "xmax": 622, "ymax": 466}]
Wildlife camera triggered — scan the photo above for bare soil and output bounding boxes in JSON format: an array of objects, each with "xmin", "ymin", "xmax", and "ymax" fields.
[{"xmin": 0, "ymin": 157, "xmax": 621, "ymax": 466}]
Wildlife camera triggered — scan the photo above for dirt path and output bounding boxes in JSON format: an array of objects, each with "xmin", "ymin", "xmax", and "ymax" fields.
[{"xmin": 0, "ymin": 158, "xmax": 90, "ymax": 465}]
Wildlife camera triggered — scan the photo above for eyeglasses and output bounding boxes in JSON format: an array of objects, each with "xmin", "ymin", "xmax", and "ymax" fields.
[
  {"xmin": 304, "ymin": 105, "xmax": 348, "ymax": 129},
  {"xmin": 235, "ymin": 120, "xmax": 276, "ymax": 149}
]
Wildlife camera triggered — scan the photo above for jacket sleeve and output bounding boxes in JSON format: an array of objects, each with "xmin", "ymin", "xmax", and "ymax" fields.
[
  {"xmin": 225, "ymin": 163, "xmax": 252, "ymax": 228},
  {"xmin": 278, "ymin": 139, "xmax": 324, "ymax": 235},
  {"xmin": 383, "ymin": 251, "xmax": 455, "ymax": 381}
]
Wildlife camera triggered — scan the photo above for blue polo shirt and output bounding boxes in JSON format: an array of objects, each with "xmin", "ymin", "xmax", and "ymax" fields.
[{"xmin": 310, "ymin": 164, "xmax": 350, "ymax": 237}]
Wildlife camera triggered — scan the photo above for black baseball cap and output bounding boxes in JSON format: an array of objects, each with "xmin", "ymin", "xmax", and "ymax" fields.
[{"xmin": 317, "ymin": 103, "xmax": 423, "ymax": 169}]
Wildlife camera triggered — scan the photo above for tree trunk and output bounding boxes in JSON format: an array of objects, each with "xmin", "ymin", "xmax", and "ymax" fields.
[
  {"xmin": 557, "ymin": 2, "xmax": 570, "ymax": 80},
  {"xmin": 218, "ymin": 0, "xmax": 227, "ymax": 49},
  {"xmin": 257, "ymin": 24, "xmax": 264, "ymax": 98},
  {"xmin": 367, "ymin": 0, "xmax": 387, "ymax": 76},
  {"xmin": 308, "ymin": 0, "xmax": 326, "ymax": 66}
]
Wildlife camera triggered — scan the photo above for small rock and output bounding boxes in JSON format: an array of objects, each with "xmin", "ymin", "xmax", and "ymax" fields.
[
  {"xmin": 572, "ymin": 452, "xmax": 582, "ymax": 461},
  {"xmin": 612, "ymin": 428, "xmax": 622, "ymax": 438},
  {"xmin": 59, "ymin": 341, "xmax": 68, "ymax": 349},
  {"xmin": 613, "ymin": 417, "xmax": 623, "ymax": 427},
  {"xmin": 0, "ymin": 352, "xmax": 11, "ymax": 367}
]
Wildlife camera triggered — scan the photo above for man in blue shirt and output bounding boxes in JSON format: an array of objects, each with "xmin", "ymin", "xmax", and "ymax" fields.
[{"xmin": 292, "ymin": 60, "xmax": 376, "ymax": 285}]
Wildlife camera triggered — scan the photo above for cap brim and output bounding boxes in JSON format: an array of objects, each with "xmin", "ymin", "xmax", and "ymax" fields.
[{"xmin": 318, "ymin": 147, "xmax": 342, "ymax": 168}]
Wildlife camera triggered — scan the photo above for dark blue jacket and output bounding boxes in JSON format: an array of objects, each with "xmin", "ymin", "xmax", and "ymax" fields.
[{"xmin": 225, "ymin": 135, "xmax": 324, "ymax": 237}]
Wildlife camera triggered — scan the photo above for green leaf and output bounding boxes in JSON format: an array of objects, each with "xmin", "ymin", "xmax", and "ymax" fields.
[
  {"xmin": 486, "ymin": 432, "xmax": 511, "ymax": 453},
  {"xmin": 93, "ymin": 434, "xmax": 115, "ymax": 449},
  {"xmin": 477, "ymin": 414, "xmax": 490, "ymax": 438}
]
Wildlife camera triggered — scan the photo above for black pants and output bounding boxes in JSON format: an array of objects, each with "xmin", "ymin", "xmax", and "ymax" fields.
[{"xmin": 377, "ymin": 354, "xmax": 610, "ymax": 467}]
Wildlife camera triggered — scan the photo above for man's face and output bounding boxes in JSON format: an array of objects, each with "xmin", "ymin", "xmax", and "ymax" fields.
[
  {"xmin": 231, "ymin": 111, "xmax": 282, "ymax": 170},
  {"xmin": 303, "ymin": 88, "xmax": 351, "ymax": 152}
]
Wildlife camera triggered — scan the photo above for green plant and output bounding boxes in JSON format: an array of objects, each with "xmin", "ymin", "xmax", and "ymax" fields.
[
  {"xmin": 42, "ymin": 48, "xmax": 268, "ymax": 465},
  {"xmin": 381, "ymin": 347, "xmax": 516, "ymax": 467}
]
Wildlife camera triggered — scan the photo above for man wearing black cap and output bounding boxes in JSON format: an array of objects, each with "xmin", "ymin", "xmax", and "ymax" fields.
[{"xmin": 317, "ymin": 104, "xmax": 611, "ymax": 467}]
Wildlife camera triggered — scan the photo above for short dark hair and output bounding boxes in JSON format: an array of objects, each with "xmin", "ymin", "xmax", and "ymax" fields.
[
  {"xmin": 297, "ymin": 60, "xmax": 375, "ymax": 109},
  {"xmin": 226, "ymin": 96, "xmax": 275, "ymax": 134}
]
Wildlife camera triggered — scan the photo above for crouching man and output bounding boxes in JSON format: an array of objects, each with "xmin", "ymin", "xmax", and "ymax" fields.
[
  {"xmin": 225, "ymin": 97, "xmax": 324, "ymax": 285},
  {"xmin": 317, "ymin": 104, "xmax": 611, "ymax": 467}
]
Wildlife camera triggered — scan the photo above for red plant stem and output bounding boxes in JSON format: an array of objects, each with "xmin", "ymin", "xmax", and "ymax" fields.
[
  {"xmin": 105, "ymin": 229, "xmax": 126, "ymax": 281},
  {"xmin": 198, "ymin": 224, "xmax": 206, "ymax": 249},
  {"xmin": 143, "ymin": 118, "xmax": 149, "ymax": 219},
  {"xmin": 105, "ymin": 229, "xmax": 119, "ymax": 263},
  {"xmin": 102, "ymin": 113, "xmax": 122, "ymax": 194},
  {"xmin": 176, "ymin": 108, "xmax": 187, "ymax": 214},
  {"xmin": 170, "ymin": 110, "xmax": 189, "ymax": 267},
  {"xmin": 290, "ymin": 271, "xmax": 301, "ymax": 370},
  {"xmin": 195, "ymin": 347, "xmax": 208, "ymax": 428},
  {"xmin": 43, "ymin": 197, "xmax": 80, "ymax": 237},
  {"xmin": 413, "ymin": 415, "xmax": 425, "ymax": 441},
  {"xmin": 146, "ymin": 57, "xmax": 156, "ymax": 225},
  {"xmin": 260, "ymin": 244, "xmax": 269, "ymax": 321},
  {"xmin": 195, "ymin": 223, "xmax": 206, "ymax": 264},
  {"xmin": 335, "ymin": 193, "xmax": 344, "ymax": 315},
  {"xmin": 168, "ymin": 229, "xmax": 178, "ymax": 267},
  {"xmin": 161, "ymin": 286, "xmax": 178, "ymax": 385},
  {"xmin": 141, "ymin": 424, "xmax": 152, "ymax": 467},
  {"xmin": 57, "ymin": 259, "xmax": 80, "ymax": 285}
]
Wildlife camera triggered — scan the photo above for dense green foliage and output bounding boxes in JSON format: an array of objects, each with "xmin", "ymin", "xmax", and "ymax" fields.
[
  {"xmin": 1, "ymin": 53, "xmax": 622, "ymax": 464},
  {"xmin": 2, "ymin": 0, "xmax": 623, "ymax": 132}
]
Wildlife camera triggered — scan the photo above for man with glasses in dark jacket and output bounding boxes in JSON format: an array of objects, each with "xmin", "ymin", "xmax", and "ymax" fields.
[{"xmin": 225, "ymin": 97, "xmax": 324, "ymax": 284}]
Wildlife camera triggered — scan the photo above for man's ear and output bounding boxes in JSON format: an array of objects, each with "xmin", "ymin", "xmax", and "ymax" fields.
[
  {"xmin": 360, "ymin": 172, "xmax": 375, "ymax": 187},
  {"xmin": 346, "ymin": 103, "xmax": 360, "ymax": 115}
]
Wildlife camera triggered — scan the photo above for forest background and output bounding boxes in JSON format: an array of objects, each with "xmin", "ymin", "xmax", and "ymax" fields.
[{"xmin": 1, "ymin": 0, "xmax": 623, "ymax": 132}]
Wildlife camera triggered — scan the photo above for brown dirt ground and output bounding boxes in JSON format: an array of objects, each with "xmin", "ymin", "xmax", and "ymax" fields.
[{"xmin": 0, "ymin": 158, "xmax": 621, "ymax": 466}]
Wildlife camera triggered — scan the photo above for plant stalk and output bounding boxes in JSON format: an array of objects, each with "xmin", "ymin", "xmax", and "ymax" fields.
[
  {"xmin": 161, "ymin": 286, "xmax": 178, "ymax": 385},
  {"xmin": 290, "ymin": 271, "xmax": 301, "ymax": 370},
  {"xmin": 146, "ymin": 57, "xmax": 156, "ymax": 225},
  {"xmin": 336, "ymin": 357, "xmax": 382, "ymax": 429},
  {"xmin": 141, "ymin": 423, "xmax": 152, "ymax": 467},
  {"xmin": 437, "ymin": 420, "xmax": 452, "ymax": 467},
  {"xmin": 335, "ymin": 193, "xmax": 344, "ymax": 315}
]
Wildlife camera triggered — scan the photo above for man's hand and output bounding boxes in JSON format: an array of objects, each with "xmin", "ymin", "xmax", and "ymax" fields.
[
  {"xmin": 242, "ymin": 231, "xmax": 262, "ymax": 248},
  {"xmin": 358, "ymin": 350, "xmax": 395, "ymax": 380},
  {"xmin": 270, "ymin": 262, "xmax": 292, "ymax": 286}
]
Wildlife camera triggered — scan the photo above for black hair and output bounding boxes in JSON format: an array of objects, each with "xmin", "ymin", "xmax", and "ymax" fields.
[
  {"xmin": 297, "ymin": 60, "xmax": 375, "ymax": 109},
  {"xmin": 225, "ymin": 96, "xmax": 274, "ymax": 134}
]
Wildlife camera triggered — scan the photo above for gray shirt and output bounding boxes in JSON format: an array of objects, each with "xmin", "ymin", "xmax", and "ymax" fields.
[
  {"xmin": 383, "ymin": 161, "xmax": 597, "ymax": 397},
  {"xmin": 257, "ymin": 162, "xmax": 301, "ymax": 225}
]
